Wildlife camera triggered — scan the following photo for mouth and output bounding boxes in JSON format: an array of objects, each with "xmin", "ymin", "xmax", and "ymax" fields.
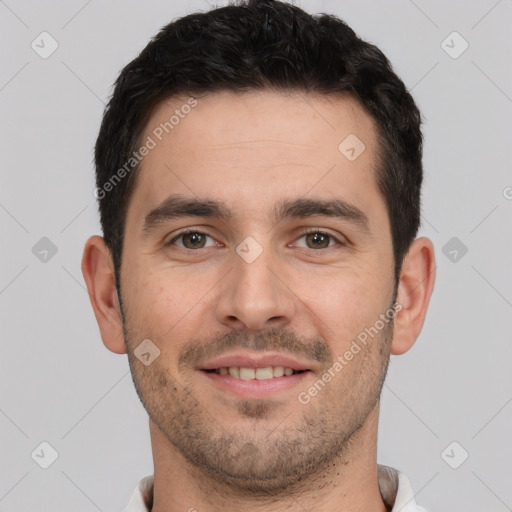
[
  {"xmin": 204, "ymin": 366, "xmax": 306, "ymax": 380},
  {"xmin": 198, "ymin": 352, "xmax": 313, "ymax": 399}
]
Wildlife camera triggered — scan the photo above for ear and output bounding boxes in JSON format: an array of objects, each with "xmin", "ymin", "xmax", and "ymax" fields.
[
  {"xmin": 81, "ymin": 235, "xmax": 127, "ymax": 354},
  {"xmin": 391, "ymin": 237, "xmax": 436, "ymax": 355}
]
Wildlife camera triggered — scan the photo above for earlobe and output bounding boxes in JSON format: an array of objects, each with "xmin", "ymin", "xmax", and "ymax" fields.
[
  {"xmin": 391, "ymin": 237, "xmax": 436, "ymax": 355},
  {"xmin": 81, "ymin": 235, "xmax": 127, "ymax": 354}
]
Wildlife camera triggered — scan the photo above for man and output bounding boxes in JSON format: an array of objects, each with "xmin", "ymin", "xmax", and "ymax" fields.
[{"xmin": 81, "ymin": 1, "xmax": 436, "ymax": 510}]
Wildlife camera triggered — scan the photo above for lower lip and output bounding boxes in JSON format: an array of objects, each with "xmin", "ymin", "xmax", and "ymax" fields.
[{"xmin": 201, "ymin": 371, "xmax": 311, "ymax": 399}]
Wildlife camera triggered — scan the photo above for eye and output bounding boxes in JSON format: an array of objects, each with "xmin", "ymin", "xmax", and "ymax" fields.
[
  {"xmin": 168, "ymin": 230, "xmax": 217, "ymax": 250},
  {"xmin": 166, "ymin": 228, "xmax": 344, "ymax": 251},
  {"xmin": 293, "ymin": 230, "xmax": 344, "ymax": 250}
]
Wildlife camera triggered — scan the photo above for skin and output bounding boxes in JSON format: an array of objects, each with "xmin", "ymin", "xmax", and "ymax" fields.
[{"xmin": 82, "ymin": 90, "xmax": 435, "ymax": 512}]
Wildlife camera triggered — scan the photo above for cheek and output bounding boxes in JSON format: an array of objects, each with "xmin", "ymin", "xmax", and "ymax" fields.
[
  {"xmin": 121, "ymin": 265, "xmax": 173, "ymax": 343},
  {"xmin": 126, "ymin": 259, "xmax": 180, "ymax": 316},
  {"xmin": 124, "ymin": 267, "xmax": 211, "ymax": 363},
  {"xmin": 298, "ymin": 270, "xmax": 391, "ymax": 351}
]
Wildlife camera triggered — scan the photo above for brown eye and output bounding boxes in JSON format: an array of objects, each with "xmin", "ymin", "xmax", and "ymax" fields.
[
  {"xmin": 181, "ymin": 232, "xmax": 207, "ymax": 249},
  {"xmin": 169, "ymin": 231, "xmax": 215, "ymax": 249},
  {"xmin": 305, "ymin": 232, "xmax": 331, "ymax": 249},
  {"xmin": 294, "ymin": 231, "xmax": 341, "ymax": 250}
]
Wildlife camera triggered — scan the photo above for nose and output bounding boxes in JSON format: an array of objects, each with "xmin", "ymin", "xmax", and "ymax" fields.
[{"xmin": 213, "ymin": 246, "xmax": 296, "ymax": 332}]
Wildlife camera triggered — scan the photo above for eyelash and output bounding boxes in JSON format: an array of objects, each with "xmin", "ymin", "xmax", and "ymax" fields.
[{"xmin": 167, "ymin": 227, "xmax": 345, "ymax": 250}]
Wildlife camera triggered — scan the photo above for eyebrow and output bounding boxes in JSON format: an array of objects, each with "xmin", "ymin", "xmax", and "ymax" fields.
[{"xmin": 142, "ymin": 194, "xmax": 370, "ymax": 235}]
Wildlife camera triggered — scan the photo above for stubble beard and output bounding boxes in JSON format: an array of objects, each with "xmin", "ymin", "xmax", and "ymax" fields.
[{"xmin": 121, "ymin": 302, "xmax": 393, "ymax": 495}]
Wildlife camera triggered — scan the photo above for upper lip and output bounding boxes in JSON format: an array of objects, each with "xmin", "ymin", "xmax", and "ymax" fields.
[{"xmin": 198, "ymin": 351, "xmax": 312, "ymax": 371}]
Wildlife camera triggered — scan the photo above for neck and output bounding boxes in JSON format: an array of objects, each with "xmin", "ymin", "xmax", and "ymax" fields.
[{"xmin": 149, "ymin": 404, "xmax": 387, "ymax": 512}]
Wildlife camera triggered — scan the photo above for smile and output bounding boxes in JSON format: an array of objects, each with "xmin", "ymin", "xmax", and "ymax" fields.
[{"xmin": 205, "ymin": 366, "xmax": 305, "ymax": 380}]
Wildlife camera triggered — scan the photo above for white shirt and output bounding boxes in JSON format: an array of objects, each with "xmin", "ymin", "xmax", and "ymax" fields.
[{"xmin": 123, "ymin": 464, "xmax": 429, "ymax": 511}]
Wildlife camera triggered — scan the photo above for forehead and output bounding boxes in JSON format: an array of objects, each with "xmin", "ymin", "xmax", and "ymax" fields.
[{"xmin": 128, "ymin": 90, "xmax": 384, "ymax": 227}]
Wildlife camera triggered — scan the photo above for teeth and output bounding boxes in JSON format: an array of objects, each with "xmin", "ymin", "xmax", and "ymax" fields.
[
  {"xmin": 215, "ymin": 366, "xmax": 299, "ymax": 380},
  {"xmin": 240, "ymin": 368, "xmax": 256, "ymax": 380},
  {"xmin": 255, "ymin": 367, "xmax": 273, "ymax": 380},
  {"xmin": 273, "ymin": 366, "xmax": 284, "ymax": 378}
]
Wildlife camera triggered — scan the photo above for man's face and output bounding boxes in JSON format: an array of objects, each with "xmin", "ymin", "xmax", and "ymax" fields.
[{"xmin": 120, "ymin": 91, "xmax": 396, "ymax": 491}]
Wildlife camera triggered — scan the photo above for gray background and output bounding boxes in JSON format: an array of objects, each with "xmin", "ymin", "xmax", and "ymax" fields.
[{"xmin": 1, "ymin": 0, "xmax": 511, "ymax": 510}]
